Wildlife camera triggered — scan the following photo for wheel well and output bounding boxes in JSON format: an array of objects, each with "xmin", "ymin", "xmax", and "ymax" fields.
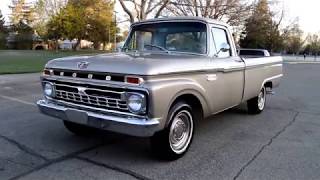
[
  {"xmin": 170, "ymin": 94, "xmax": 204, "ymax": 121},
  {"xmin": 264, "ymin": 81, "xmax": 273, "ymax": 89}
]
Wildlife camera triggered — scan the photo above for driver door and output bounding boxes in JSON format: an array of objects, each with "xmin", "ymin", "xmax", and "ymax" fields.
[{"xmin": 207, "ymin": 27, "xmax": 245, "ymax": 113}]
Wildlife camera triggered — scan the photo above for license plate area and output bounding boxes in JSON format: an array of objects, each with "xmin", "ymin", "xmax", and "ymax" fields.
[{"xmin": 65, "ymin": 109, "xmax": 88, "ymax": 124}]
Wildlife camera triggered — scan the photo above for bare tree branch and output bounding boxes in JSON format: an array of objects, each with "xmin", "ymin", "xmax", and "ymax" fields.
[
  {"xmin": 119, "ymin": 0, "xmax": 170, "ymax": 22},
  {"xmin": 119, "ymin": 0, "xmax": 135, "ymax": 23},
  {"xmin": 166, "ymin": 0, "xmax": 252, "ymax": 26},
  {"xmin": 155, "ymin": 0, "xmax": 170, "ymax": 18}
]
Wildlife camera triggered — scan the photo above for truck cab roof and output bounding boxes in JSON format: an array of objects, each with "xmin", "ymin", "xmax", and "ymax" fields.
[{"xmin": 132, "ymin": 16, "xmax": 230, "ymax": 28}]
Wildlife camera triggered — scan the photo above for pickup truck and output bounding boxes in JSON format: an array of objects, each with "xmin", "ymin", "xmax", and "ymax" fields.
[{"xmin": 37, "ymin": 17, "xmax": 283, "ymax": 159}]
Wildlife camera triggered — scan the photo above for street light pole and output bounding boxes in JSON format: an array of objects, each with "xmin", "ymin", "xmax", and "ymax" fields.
[
  {"xmin": 114, "ymin": 10, "xmax": 117, "ymax": 51},
  {"xmin": 108, "ymin": 27, "xmax": 110, "ymax": 50}
]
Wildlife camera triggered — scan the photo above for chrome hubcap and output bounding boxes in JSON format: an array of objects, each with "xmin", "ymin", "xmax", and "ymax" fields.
[
  {"xmin": 258, "ymin": 88, "xmax": 265, "ymax": 110},
  {"xmin": 169, "ymin": 110, "xmax": 193, "ymax": 154}
]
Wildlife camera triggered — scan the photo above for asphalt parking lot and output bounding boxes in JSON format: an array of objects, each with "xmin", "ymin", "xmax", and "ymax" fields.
[{"xmin": 0, "ymin": 63, "xmax": 320, "ymax": 180}]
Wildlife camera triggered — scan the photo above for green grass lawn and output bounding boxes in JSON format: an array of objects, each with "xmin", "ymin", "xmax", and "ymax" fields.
[
  {"xmin": 0, "ymin": 50, "xmax": 304, "ymax": 75},
  {"xmin": 0, "ymin": 50, "xmax": 105, "ymax": 74}
]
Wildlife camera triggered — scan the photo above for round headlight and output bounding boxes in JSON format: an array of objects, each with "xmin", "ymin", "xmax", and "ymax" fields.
[
  {"xmin": 44, "ymin": 83, "xmax": 55, "ymax": 97},
  {"xmin": 127, "ymin": 93, "xmax": 146, "ymax": 114}
]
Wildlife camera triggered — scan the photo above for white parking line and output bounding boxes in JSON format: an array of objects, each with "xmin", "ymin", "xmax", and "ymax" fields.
[{"xmin": 0, "ymin": 95, "xmax": 36, "ymax": 107}]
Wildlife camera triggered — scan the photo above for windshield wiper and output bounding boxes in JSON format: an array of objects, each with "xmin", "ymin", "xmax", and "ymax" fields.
[
  {"xmin": 144, "ymin": 44, "xmax": 170, "ymax": 54},
  {"xmin": 122, "ymin": 44, "xmax": 171, "ymax": 54}
]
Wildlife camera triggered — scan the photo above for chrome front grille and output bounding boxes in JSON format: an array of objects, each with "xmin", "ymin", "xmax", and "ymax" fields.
[{"xmin": 53, "ymin": 82, "xmax": 129, "ymax": 112}]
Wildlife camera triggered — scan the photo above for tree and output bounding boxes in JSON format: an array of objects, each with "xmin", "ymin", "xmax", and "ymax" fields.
[
  {"xmin": 47, "ymin": 2, "xmax": 87, "ymax": 50},
  {"xmin": 34, "ymin": 0, "xmax": 67, "ymax": 17},
  {"xmin": 240, "ymin": 0, "xmax": 283, "ymax": 52},
  {"xmin": 282, "ymin": 20, "xmax": 304, "ymax": 54},
  {"xmin": 165, "ymin": 0, "xmax": 252, "ymax": 26},
  {"xmin": 47, "ymin": 0, "xmax": 116, "ymax": 50},
  {"xmin": 7, "ymin": 0, "xmax": 35, "ymax": 49},
  {"xmin": 305, "ymin": 33, "xmax": 320, "ymax": 56},
  {"xmin": 9, "ymin": 0, "xmax": 34, "ymax": 25},
  {"xmin": 0, "ymin": 10, "xmax": 6, "ymax": 32},
  {"xmin": 33, "ymin": 0, "xmax": 67, "ymax": 39},
  {"xmin": 14, "ymin": 21, "xmax": 34, "ymax": 49},
  {"xmin": 119, "ymin": 0, "xmax": 170, "ymax": 23},
  {"xmin": 0, "ymin": 10, "xmax": 7, "ymax": 49},
  {"xmin": 84, "ymin": 0, "xmax": 116, "ymax": 49}
]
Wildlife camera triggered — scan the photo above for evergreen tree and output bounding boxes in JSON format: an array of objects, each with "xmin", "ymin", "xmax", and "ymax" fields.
[
  {"xmin": 33, "ymin": 0, "xmax": 66, "ymax": 40},
  {"xmin": 8, "ymin": 0, "xmax": 34, "ymax": 49},
  {"xmin": 0, "ymin": 10, "xmax": 6, "ymax": 33},
  {"xmin": 47, "ymin": 0, "xmax": 116, "ymax": 50},
  {"xmin": 240, "ymin": 0, "xmax": 283, "ymax": 52},
  {"xmin": 0, "ymin": 10, "xmax": 7, "ymax": 49}
]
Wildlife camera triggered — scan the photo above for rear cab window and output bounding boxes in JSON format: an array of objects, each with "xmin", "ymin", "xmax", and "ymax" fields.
[
  {"xmin": 240, "ymin": 50, "xmax": 265, "ymax": 56},
  {"xmin": 165, "ymin": 31, "xmax": 207, "ymax": 54}
]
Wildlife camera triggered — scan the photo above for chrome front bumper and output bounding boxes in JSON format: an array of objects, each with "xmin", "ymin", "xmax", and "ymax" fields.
[{"xmin": 37, "ymin": 100, "xmax": 160, "ymax": 137}]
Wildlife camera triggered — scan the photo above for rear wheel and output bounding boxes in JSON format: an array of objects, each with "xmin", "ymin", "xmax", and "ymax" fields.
[
  {"xmin": 151, "ymin": 102, "xmax": 194, "ymax": 160},
  {"xmin": 247, "ymin": 86, "xmax": 266, "ymax": 114},
  {"xmin": 63, "ymin": 121, "xmax": 96, "ymax": 136}
]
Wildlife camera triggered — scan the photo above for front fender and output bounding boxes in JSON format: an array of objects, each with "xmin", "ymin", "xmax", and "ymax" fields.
[{"xmin": 143, "ymin": 78, "xmax": 210, "ymax": 130}]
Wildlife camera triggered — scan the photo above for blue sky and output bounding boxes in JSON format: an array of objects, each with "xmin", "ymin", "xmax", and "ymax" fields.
[{"xmin": 1, "ymin": 0, "xmax": 319, "ymax": 34}]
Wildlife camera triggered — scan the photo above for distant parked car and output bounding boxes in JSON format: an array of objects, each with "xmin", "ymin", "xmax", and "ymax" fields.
[{"xmin": 238, "ymin": 48, "xmax": 270, "ymax": 58}]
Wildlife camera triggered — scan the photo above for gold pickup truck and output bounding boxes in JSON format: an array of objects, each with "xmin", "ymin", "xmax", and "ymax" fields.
[{"xmin": 37, "ymin": 17, "xmax": 283, "ymax": 159}]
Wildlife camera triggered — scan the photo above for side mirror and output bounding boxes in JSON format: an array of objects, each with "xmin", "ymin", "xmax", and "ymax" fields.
[
  {"xmin": 214, "ymin": 43, "xmax": 230, "ymax": 57},
  {"xmin": 220, "ymin": 43, "xmax": 230, "ymax": 52}
]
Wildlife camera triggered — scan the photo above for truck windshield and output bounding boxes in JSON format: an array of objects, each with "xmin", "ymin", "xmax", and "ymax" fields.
[{"xmin": 123, "ymin": 22, "xmax": 207, "ymax": 54}]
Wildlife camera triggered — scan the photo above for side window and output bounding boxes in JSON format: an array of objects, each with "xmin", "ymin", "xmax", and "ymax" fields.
[{"xmin": 211, "ymin": 28, "xmax": 231, "ymax": 58}]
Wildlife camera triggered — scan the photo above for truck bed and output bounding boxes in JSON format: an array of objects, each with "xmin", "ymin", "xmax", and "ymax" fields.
[{"xmin": 242, "ymin": 56, "xmax": 283, "ymax": 101}]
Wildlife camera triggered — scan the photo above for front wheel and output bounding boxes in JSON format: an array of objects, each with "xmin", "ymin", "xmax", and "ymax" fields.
[
  {"xmin": 151, "ymin": 102, "xmax": 194, "ymax": 160},
  {"xmin": 247, "ymin": 86, "xmax": 266, "ymax": 114}
]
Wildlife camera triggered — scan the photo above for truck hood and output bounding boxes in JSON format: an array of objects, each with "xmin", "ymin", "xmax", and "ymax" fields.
[{"xmin": 45, "ymin": 52, "xmax": 210, "ymax": 76}]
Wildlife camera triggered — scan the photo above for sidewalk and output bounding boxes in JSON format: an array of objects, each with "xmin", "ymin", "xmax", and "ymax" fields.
[{"xmin": 283, "ymin": 55, "xmax": 320, "ymax": 62}]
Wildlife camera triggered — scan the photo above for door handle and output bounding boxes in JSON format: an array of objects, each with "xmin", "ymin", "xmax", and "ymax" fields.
[
  {"xmin": 206, "ymin": 74, "xmax": 217, "ymax": 81},
  {"xmin": 217, "ymin": 66, "xmax": 244, "ymax": 73},
  {"xmin": 234, "ymin": 59, "xmax": 243, "ymax": 63}
]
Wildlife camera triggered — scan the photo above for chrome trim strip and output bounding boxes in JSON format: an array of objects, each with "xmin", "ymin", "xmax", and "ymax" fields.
[
  {"xmin": 47, "ymin": 97, "xmax": 146, "ymax": 119},
  {"xmin": 245, "ymin": 62, "xmax": 282, "ymax": 70},
  {"xmin": 37, "ymin": 100, "xmax": 158, "ymax": 125},
  {"xmin": 146, "ymin": 67, "xmax": 244, "ymax": 76},
  {"xmin": 217, "ymin": 66, "xmax": 245, "ymax": 73},
  {"xmin": 270, "ymin": 64, "xmax": 283, "ymax": 67},
  {"xmin": 54, "ymin": 83, "xmax": 125, "ymax": 95}
]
